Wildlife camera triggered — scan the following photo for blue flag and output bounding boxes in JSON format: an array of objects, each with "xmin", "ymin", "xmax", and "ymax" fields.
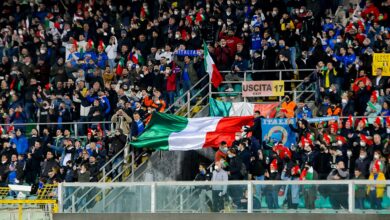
[{"xmin": 261, "ymin": 118, "xmax": 296, "ymax": 148}]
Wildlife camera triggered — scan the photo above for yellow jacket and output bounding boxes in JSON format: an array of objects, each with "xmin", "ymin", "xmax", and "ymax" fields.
[{"xmin": 367, "ymin": 172, "xmax": 386, "ymax": 198}]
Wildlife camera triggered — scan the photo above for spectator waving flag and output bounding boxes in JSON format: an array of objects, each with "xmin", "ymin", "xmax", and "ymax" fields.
[
  {"xmin": 132, "ymin": 112, "xmax": 253, "ymax": 151},
  {"xmin": 204, "ymin": 42, "xmax": 222, "ymax": 88}
]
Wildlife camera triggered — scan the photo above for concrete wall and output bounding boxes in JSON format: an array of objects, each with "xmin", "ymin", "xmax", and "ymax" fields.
[
  {"xmin": 136, "ymin": 148, "xmax": 215, "ymax": 182},
  {"xmin": 54, "ymin": 213, "xmax": 388, "ymax": 220}
]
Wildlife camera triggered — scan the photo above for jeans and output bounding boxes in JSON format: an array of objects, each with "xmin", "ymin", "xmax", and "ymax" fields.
[
  {"xmin": 369, "ymin": 190, "xmax": 382, "ymax": 210},
  {"xmin": 112, "ymin": 156, "xmax": 124, "ymax": 181},
  {"xmin": 167, "ymin": 91, "xmax": 175, "ymax": 107},
  {"xmin": 290, "ymin": 47, "xmax": 297, "ymax": 70},
  {"xmin": 182, "ymin": 80, "xmax": 194, "ymax": 103},
  {"xmin": 78, "ymin": 116, "xmax": 89, "ymax": 136},
  {"xmin": 108, "ymin": 59, "xmax": 116, "ymax": 71},
  {"xmin": 265, "ymin": 186, "xmax": 279, "ymax": 209},
  {"xmin": 212, "ymin": 190, "xmax": 224, "ymax": 212},
  {"xmin": 355, "ymin": 197, "xmax": 365, "ymax": 209},
  {"xmin": 255, "ymin": 175, "xmax": 264, "ymax": 208},
  {"xmin": 24, "ymin": 102, "xmax": 35, "ymax": 121}
]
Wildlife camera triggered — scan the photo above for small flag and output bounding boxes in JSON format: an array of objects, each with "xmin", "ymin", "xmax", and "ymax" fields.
[
  {"xmin": 87, "ymin": 39, "xmax": 94, "ymax": 49},
  {"xmin": 203, "ymin": 42, "xmax": 222, "ymax": 88},
  {"xmin": 116, "ymin": 57, "xmax": 125, "ymax": 76},
  {"xmin": 98, "ymin": 40, "xmax": 106, "ymax": 50}
]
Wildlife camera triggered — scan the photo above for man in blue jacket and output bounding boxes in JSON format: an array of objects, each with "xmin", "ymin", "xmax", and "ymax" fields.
[{"xmin": 10, "ymin": 129, "xmax": 28, "ymax": 155}]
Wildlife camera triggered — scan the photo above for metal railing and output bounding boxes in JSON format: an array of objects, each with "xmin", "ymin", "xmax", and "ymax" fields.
[
  {"xmin": 59, "ymin": 180, "xmax": 390, "ymax": 214},
  {"xmin": 0, "ymin": 121, "xmax": 114, "ymax": 139},
  {"xmin": 165, "ymin": 74, "xmax": 209, "ymax": 117},
  {"xmin": 62, "ymin": 141, "xmax": 133, "ymax": 212}
]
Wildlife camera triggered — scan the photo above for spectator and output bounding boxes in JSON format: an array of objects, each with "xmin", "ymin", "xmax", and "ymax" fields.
[
  {"xmin": 244, "ymin": 111, "xmax": 264, "ymax": 154},
  {"xmin": 10, "ymin": 129, "xmax": 28, "ymax": 155},
  {"xmin": 211, "ymin": 160, "xmax": 228, "ymax": 212},
  {"xmin": 353, "ymin": 167, "xmax": 366, "ymax": 209},
  {"xmin": 41, "ymin": 151, "xmax": 59, "ymax": 181},
  {"xmin": 367, "ymin": 160, "xmax": 386, "ymax": 209},
  {"xmin": 111, "ymin": 109, "xmax": 132, "ymax": 135},
  {"xmin": 264, "ymin": 159, "xmax": 280, "ymax": 209},
  {"xmin": 327, "ymin": 161, "xmax": 349, "ymax": 209}
]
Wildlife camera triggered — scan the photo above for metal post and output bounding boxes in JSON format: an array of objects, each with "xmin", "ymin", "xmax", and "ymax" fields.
[
  {"xmin": 18, "ymin": 204, "xmax": 22, "ymax": 220},
  {"xmin": 187, "ymin": 92, "xmax": 190, "ymax": 118},
  {"xmin": 74, "ymin": 124, "xmax": 78, "ymax": 139},
  {"xmin": 348, "ymin": 182, "xmax": 355, "ymax": 213},
  {"xmin": 131, "ymin": 148, "xmax": 135, "ymax": 182},
  {"xmin": 102, "ymin": 169, "xmax": 106, "ymax": 182},
  {"xmin": 180, "ymin": 194, "xmax": 183, "ymax": 213},
  {"xmin": 102, "ymin": 189, "xmax": 106, "ymax": 213},
  {"xmin": 208, "ymin": 75, "xmax": 212, "ymax": 104},
  {"xmin": 247, "ymin": 182, "xmax": 253, "ymax": 213},
  {"xmin": 57, "ymin": 183, "xmax": 63, "ymax": 213},
  {"xmin": 279, "ymin": 71, "xmax": 282, "ymax": 102},
  {"xmin": 293, "ymin": 90, "xmax": 297, "ymax": 102},
  {"xmin": 151, "ymin": 183, "xmax": 156, "ymax": 213},
  {"xmin": 71, "ymin": 194, "xmax": 75, "ymax": 213}
]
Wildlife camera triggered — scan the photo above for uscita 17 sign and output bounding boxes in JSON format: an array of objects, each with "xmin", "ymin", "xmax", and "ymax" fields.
[{"xmin": 242, "ymin": 81, "xmax": 285, "ymax": 97}]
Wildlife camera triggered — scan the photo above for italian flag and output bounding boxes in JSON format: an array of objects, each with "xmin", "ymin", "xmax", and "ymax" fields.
[
  {"xmin": 204, "ymin": 43, "xmax": 222, "ymax": 88},
  {"xmin": 210, "ymin": 98, "xmax": 278, "ymax": 117},
  {"xmin": 132, "ymin": 112, "xmax": 254, "ymax": 151},
  {"xmin": 116, "ymin": 57, "xmax": 125, "ymax": 76},
  {"xmin": 128, "ymin": 52, "xmax": 143, "ymax": 65}
]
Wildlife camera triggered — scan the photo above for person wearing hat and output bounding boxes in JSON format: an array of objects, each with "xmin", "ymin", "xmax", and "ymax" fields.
[
  {"xmin": 105, "ymin": 35, "xmax": 118, "ymax": 71},
  {"xmin": 281, "ymin": 165, "xmax": 301, "ymax": 209},
  {"xmin": 367, "ymin": 160, "xmax": 386, "ymax": 209},
  {"xmin": 365, "ymin": 92, "xmax": 382, "ymax": 124}
]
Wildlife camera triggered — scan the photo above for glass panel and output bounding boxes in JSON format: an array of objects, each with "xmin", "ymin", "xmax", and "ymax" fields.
[
  {"xmin": 354, "ymin": 183, "xmax": 390, "ymax": 214},
  {"xmin": 155, "ymin": 184, "xmax": 248, "ymax": 213},
  {"xmin": 252, "ymin": 183, "xmax": 349, "ymax": 213},
  {"xmin": 62, "ymin": 185, "xmax": 151, "ymax": 213}
]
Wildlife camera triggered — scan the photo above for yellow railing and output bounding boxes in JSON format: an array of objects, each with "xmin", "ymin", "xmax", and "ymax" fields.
[{"xmin": 0, "ymin": 184, "xmax": 58, "ymax": 220}]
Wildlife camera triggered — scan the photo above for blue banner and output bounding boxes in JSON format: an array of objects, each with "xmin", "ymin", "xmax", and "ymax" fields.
[
  {"xmin": 174, "ymin": 50, "xmax": 199, "ymax": 57},
  {"xmin": 261, "ymin": 118, "xmax": 297, "ymax": 148},
  {"xmin": 306, "ymin": 116, "xmax": 339, "ymax": 123}
]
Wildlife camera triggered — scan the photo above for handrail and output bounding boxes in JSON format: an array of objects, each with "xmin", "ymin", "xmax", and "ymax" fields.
[
  {"xmin": 61, "ymin": 180, "xmax": 390, "ymax": 214},
  {"xmin": 99, "ymin": 137, "xmax": 130, "ymax": 173},
  {"xmin": 76, "ymin": 149, "xmax": 146, "ymax": 212},
  {"xmin": 165, "ymin": 74, "xmax": 209, "ymax": 113},
  {"xmin": 219, "ymin": 69, "xmax": 316, "ymax": 73},
  {"xmin": 61, "ymin": 179, "xmax": 390, "ymax": 187},
  {"xmin": 97, "ymin": 152, "xmax": 152, "ymax": 211},
  {"xmin": 0, "ymin": 121, "xmax": 113, "ymax": 126},
  {"xmin": 62, "ymin": 141, "xmax": 131, "ymax": 209}
]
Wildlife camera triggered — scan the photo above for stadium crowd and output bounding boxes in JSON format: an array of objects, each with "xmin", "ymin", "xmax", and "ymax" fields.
[{"xmin": 0, "ymin": 0, "xmax": 389, "ymax": 209}]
